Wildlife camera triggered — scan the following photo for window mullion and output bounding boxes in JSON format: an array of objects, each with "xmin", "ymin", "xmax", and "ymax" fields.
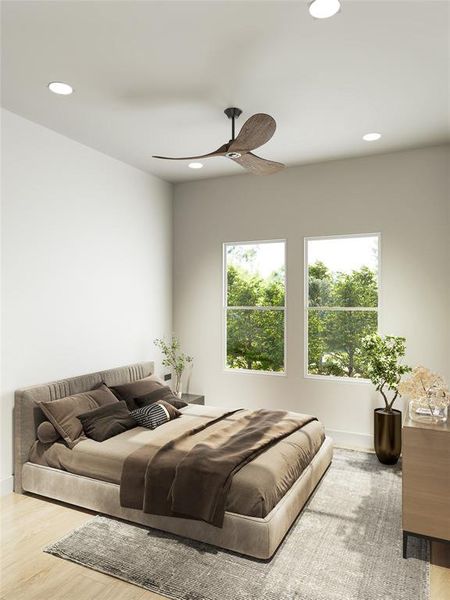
[
  {"xmin": 226, "ymin": 305, "xmax": 285, "ymax": 311},
  {"xmin": 307, "ymin": 306, "xmax": 378, "ymax": 312}
]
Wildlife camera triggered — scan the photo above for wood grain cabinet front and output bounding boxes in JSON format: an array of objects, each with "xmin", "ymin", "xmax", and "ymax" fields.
[{"xmin": 402, "ymin": 418, "xmax": 450, "ymax": 557}]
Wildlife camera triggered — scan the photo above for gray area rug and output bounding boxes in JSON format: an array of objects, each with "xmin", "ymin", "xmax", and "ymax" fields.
[{"xmin": 44, "ymin": 449, "xmax": 429, "ymax": 600}]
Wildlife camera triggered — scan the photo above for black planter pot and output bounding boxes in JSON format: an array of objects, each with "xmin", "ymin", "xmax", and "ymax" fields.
[{"xmin": 374, "ymin": 408, "xmax": 402, "ymax": 465}]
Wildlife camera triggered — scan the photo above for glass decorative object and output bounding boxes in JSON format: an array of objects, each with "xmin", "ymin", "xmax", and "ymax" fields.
[
  {"xmin": 408, "ymin": 398, "xmax": 448, "ymax": 424},
  {"xmin": 400, "ymin": 366, "xmax": 449, "ymax": 425}
]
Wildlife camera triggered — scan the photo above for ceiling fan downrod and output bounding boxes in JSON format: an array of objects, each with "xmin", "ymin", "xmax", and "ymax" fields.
[{"xmin": 224, "ymin": 107, "xmax": 243, "ymax": 158}]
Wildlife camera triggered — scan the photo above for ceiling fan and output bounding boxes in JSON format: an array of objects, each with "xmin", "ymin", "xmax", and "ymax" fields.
[{"xmin": 153, "ymin": 108, "xmax": 285, "ymax": 175}]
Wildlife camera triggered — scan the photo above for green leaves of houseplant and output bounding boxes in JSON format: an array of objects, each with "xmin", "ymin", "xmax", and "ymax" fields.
[
  {"xmin": 154, "ymin": 336, "xmax": 193, "ymax": 396},
  {"xmin": 357, "ymin": 334, "xmax": 411, "ymax": 411}
]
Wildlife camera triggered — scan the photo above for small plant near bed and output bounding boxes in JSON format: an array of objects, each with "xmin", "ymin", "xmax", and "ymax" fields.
[
  {"xmin": 357, "ymin": 334, "xmax": 411, "ymax": 464},
  {"xmin": 154, "ymin": 336, "xmax": 193, "ymax": 398}
]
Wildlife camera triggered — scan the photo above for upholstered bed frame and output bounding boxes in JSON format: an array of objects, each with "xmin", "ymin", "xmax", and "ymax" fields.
[{"xmin": 15, "ymin": 361, "xmax": 333, "ymax": 559}]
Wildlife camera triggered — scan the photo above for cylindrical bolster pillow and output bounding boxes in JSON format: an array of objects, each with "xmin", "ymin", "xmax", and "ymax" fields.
[{"xmin": 37, "ymin": 420, "xmax": 60, "ymax": 444}]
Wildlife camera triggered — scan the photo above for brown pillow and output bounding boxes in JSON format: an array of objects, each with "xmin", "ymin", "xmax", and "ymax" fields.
[
  {"xmin": 40, "ymin": 384, "xmax": 118, "ymax": 448},
  {"xmin": 165, "ymin": 396, "xmax": 188, "ymax": 410},
  {"xmin": 77, "ymin": 401, "xmax": 136, "ymax": 442},
  {"xmin": 37, "ymin": 421, "xmax": 60, "ymax": 444},
  {"xmin": 109, "ymin": 376, "xmax": 167, "ymax": 410},
  {"xmin": 134, "ymin": 385, "xmax": 188, "ymax": 409}
]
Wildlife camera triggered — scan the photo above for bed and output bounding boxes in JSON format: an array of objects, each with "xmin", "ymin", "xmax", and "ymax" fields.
[{"xmin": 15, "ymin": 361, "xmax": 333, "ymax": 559}]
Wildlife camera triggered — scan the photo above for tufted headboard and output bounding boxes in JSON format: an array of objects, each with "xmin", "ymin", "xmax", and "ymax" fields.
[{"xmin": 14, "ymin": 361, "xmax": 154, "ymax": 493}]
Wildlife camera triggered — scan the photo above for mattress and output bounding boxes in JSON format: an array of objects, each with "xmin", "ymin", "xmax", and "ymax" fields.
[{"xmin": 29, "ymin": 403, "xmax": 325, "ymax": 518}]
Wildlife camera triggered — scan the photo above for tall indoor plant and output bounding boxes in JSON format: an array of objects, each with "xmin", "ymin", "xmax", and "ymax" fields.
[
  {"xmin": 154, "ymin": 336, "xmax": 193, "ymax": 398},
  {"xmin": 358, "ymin": 334, "xmax": 411, "ymax": 464}
]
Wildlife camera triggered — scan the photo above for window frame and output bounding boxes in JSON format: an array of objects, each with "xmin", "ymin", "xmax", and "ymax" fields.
[
  {"xmin": 304, "ymin": 232, "xmax": 381, "ymax": 384},
  {"xmin": 223, "ymin": 239, "xmax": 287, "ymax": 376}
]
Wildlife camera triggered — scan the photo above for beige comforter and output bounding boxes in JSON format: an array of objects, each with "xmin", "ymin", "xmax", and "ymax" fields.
[{"xmin": 29, "ymin": 403, "xmax": 325, "ymax": 518}]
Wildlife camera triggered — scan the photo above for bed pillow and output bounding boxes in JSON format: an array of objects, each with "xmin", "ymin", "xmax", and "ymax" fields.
[
  {"xmin": 135, "ymin": 386, "xmax": 188, "ymax": 410},
  {"xmin": 164, "ymin": 396, "xmax": 188, "ymax": 410},
  {"xmin": 37, "ymin": 421, "xmax": 60, "ymax": 444},
  {"xmin": 77, "ymin": 401, "xmax": 137, "ymax": 442},
  {"xmin": 131, "ymin": 400, "xmax": 181, "ymax": 430},
  {"xmin": 109, "ymin": 376, "xmax": 166, "ymax": 410},
  {"xmin": 40, "ymin": 384, "xmax": 118, "ymax": 448}
]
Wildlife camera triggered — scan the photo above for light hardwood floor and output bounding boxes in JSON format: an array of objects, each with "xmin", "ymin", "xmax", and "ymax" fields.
[{"xmin": 1, "ymin": 493, "xmax": 449, "ymax": 600}]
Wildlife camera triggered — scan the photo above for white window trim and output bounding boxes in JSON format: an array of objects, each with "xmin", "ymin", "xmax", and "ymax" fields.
[
  {"xmin": 223, "ymin": 239, "xmax": 287, "ymax": 376},
  {"xmin": 304, "ymin": 232, "xmax": 381, "ymax": 384}
]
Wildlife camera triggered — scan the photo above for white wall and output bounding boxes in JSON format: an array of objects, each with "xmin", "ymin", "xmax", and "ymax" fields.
[
  {"xmin": 173, "ymin": 146, "xmax": 449, "ymax": 449},
  {"xmin": 1, "ymin": 109, "xmax": 173, "ymax": 493}
]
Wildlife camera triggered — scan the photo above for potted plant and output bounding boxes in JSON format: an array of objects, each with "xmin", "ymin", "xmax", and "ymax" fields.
[
  {"xmin": 358, "ymin": 334, "xmax": 411, "ymax": 464},
  {"xmin": 154, "ymin": 336, "xmax": 193, "ymax": 398}
]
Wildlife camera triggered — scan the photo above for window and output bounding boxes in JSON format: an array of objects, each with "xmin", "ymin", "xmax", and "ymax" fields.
[
  {"xmin": 305, "ymin": 234, "xmax": 379, "ymax": 380},
  {"xmin": 224, "ymin": 240, "xmax": 286, "ymax": 373}
]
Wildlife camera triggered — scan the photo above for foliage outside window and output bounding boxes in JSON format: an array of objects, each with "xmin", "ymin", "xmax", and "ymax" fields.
[
  {"xmin": 306, "ymin": 234, "xmax": 379, "ymax": 379},
  {"xmin": 224, "ymin": 241, "xmax": 286, "ymax": 373}
]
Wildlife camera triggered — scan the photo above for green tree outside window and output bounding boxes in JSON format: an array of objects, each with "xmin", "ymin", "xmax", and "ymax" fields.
[
  {"xmin": 225, "ymin": 237, "xmax": 379, "ymax": 378},
  {"xmin": 225, "ymin": 242, "xmax": 285, "ymax": 372}
]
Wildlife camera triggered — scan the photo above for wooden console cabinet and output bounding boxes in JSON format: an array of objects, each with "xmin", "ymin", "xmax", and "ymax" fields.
[{"xmin": 402, "ymin": 417, "xmax": 450, "ymax": 558}]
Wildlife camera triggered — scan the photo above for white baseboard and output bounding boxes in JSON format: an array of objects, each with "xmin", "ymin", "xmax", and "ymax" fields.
[
  {"xmin": 1, "ymin": 476, "xmax": 14, "ymax": 496},
  {"xmin": 326, "ymin": 428, "xmax": 374, "ymax": 451}
]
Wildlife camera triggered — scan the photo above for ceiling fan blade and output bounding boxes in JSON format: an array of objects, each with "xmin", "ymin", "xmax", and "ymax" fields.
[
  {"xmin": 228, "ymin": 114, "xmax": 276, "ymax": 153},
  {"xmin": 231, "ymin": 152, "xmax": 285, "ymax": 175},
  {"xmin": 152, "ymin": 144, "xmax": 228, "ymax": 161}
]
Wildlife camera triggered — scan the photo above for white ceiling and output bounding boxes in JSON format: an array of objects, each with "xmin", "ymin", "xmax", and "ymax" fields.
[{"xmin": 2, "ymin": 1, "xmax": 449, "ymax": 183}]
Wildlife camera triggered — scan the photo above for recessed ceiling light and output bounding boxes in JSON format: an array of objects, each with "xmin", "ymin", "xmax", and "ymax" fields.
[
  {"xmin": 362, "ymin": 133, "xmax": 382, "ymax": 142},
  {"xmin": 188, "ymin": 162, "xmax": 203, "ymax": 169},
  {"xmin": 309, "ymin": 0, "xmax": 341, "ymax": 19},
  {"xmin": 48, "ymin": 81, "xmax": 73, "ymax": 95}
]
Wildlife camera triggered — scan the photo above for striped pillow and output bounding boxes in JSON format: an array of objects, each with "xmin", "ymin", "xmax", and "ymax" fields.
[{"xmin": 131, "ymin": 400, "xmax": 181, "ymax": 430}]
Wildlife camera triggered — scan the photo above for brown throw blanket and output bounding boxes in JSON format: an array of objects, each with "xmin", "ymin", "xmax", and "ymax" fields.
[{"xmin": 121, "ymin": 407, "xmax": 316, "ymax": 527}]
